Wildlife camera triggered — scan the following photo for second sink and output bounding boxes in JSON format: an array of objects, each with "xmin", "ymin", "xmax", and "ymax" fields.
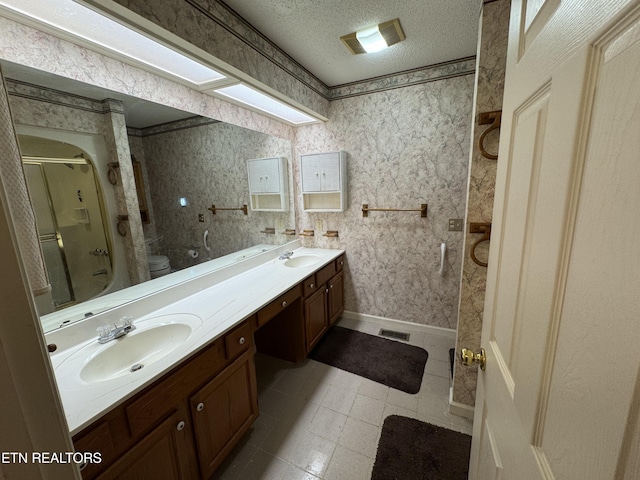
[{"xmin": 283, "ymin": 254, "xmax": 321, "ymax": 268}]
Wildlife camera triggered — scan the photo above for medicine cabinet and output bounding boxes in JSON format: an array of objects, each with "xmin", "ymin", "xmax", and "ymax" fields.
[
  {"xmin": 300, "ymin": 151, "xmax": 347, "ymax": 212},
  {"xmin": 246, "ymin": 157, "xmax": 288, "ymax": 211}
]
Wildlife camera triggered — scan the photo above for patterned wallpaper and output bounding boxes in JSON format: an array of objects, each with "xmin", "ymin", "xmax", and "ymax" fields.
[
  {"xmin": 130, "ymin": 117, "xmax": 294, "ymax": 271},
  {"xmin": 452, "ymin": 0, "xmax": 510, "ymax": 408},
  {"xmin": 294, "ymin": 73, "xmax": 475, "ymax": 329}
]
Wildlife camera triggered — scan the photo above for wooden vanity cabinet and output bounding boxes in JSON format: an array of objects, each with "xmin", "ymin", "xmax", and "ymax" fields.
[
  {"xmin": 190, "ymin": 350, "xmax": 257, "ymax": 479},
  {"xmin": 303, "ymin": 254, "xmax": 345, "ymax": 352},
  {"xmin": 74, "ymin": 318, "xmax": 256, "ymax": 480}
]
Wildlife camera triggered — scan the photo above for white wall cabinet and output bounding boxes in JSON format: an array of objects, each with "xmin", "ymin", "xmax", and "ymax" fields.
[
  {"xmin": 247, "ymin": 157, "xmax": 288, "ymax": 211},
  {"xmin": 300, "ymin": 151, "xmax": 347, "ymax": 212}
]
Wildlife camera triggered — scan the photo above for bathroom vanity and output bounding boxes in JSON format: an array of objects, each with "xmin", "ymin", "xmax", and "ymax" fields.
[{"xmin": 46, "ymin": 244, "xmax": 344, "ymax": 479}]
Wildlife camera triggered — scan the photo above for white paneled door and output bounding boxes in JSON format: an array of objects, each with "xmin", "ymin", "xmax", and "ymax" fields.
[{"xmin": 468, "ymin": 0, "xmax": 640, "ymax": 478}]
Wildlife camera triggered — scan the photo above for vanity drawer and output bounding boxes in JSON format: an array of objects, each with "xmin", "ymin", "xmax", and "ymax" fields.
[
  {"xmin": 125, "ymin": 339, "xmax": 226, "ymax": 438},
  {"xmin": 225, "ymin": 320, "xmax": 253, "ymax": 360},
  {"xmin": 302, "ymin": 274, "xmax": 319, "ymax": 297},
  {"xmin": 315, "ymin": 261, "xmax": 337, "ymax": 287},
  {"xmin": 257, "ymin": 285, "xmax": 301, "ymax": 327}
]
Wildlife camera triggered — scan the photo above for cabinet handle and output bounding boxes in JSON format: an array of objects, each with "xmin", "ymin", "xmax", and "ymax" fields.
[
  {"xmin": 239, "ymin": 336, "xmax": 246, "ymax": 345},
  {"xmin": 282, "ymin": 301, "xmax": 287, "ymax": 307},
  {"xmin": 340, "ymin": 261, "xmax": 344, "ymax": 266},
  {"xmin": 330, "ymin": 284, "xmax": 334, "ymax": 289},
  {"xmin": 325, "ymin": 288, "xmax": 329, "ymax": 294},
  {"xmin": 177, "ymin": 421, "xmax": 186, "ymax": 431},
  {"xmin": 309, "ymin": 283, "xmax": 315, "ymax": 288},
  {"xmin": 196, "ymin": 402, "xmax": 204, "ymax": 412}
]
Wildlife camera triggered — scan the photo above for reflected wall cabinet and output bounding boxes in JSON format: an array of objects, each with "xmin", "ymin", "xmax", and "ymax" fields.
[
  {"xmin": 247, "ymin": 157, "xmax": 288, "ymax": 211},
  {"xmin": 300, "ymin": 151, "xmax": 347, "ymax": 212}
]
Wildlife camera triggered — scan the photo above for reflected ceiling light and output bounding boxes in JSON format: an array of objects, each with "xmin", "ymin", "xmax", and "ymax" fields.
[
  {"xmin": 341, "ymin": 18, "xmax": 405, "ymax": 55},
  {"xmin": 213, "ymin": 84, "xmax": 318, "ymax": 125},
  {"xmin": 0, "ymin": 0, "xmax": 226, "ymax": 85}
]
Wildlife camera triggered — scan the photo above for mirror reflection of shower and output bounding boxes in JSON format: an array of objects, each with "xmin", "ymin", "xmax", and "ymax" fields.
[{"xmin": 20, "ymin": 135, "xmax": 113, "ymax": 310}]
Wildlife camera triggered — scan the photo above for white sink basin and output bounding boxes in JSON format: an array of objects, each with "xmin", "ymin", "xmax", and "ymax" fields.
[
  {"xmin": 284, "ymin": 254, "xmax": 321, "ymax": 268},
  {"xmin": 58, "ymin": 314, "xmax": 202, "ymax": 384}
]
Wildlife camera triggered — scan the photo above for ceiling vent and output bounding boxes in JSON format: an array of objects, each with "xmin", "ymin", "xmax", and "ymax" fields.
[{"xmin": 340, "ymin": 18, "xmax": 406, "ymax": 55}]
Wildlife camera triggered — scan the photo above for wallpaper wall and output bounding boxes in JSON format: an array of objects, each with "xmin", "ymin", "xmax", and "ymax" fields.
[
  {"xmin": 452, "ymin": 0, "xmax": 510, "ymax": 408},
  {"xmin": 294, "ymin": 71, "xmax": 474, "ymax": 329},
  {"xmin": 129, "ymin": 117, "xmax": 294, "ymax": 270}
]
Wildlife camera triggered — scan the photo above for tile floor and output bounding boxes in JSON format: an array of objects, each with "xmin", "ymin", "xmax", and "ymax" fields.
[{"xmin": 212, "ymin": 316, "xmax": 473, "ymax": 480}]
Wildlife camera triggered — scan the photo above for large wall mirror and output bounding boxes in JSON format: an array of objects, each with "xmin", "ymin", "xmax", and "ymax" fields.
[{"xmin": 1, "ymin": 60, "xmax": 296, "ymax": 333}]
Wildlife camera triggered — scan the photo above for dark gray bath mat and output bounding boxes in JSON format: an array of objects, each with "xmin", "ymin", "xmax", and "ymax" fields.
[
  {"xmin": 372, "ymin": 415, "xmax": 472, "ymax": 480},
  {"xmin": 308, "ymin": 326, "xmax": 428, "ymax": 394}
]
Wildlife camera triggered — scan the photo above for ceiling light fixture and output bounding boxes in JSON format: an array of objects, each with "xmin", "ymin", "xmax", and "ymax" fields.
[
  {"xmin": 213, "ymin": 84, "xmax": 318, "ymax": 125},
  {"xmin": 341, "ymin": 18, "xmax": 406, "ymax": 55},
  {"xmin": 0, "ymin": 0, "xmax": 226, "ymax": 85}
]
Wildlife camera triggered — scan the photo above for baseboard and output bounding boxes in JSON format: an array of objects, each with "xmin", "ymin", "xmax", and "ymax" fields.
[
  {"xmin": 341, "ymin": 310, "xmax": 457, "ymax": 339},
  {"xmin": 448, "ymin": 391, "xmax": 475, "ymax": 420}
]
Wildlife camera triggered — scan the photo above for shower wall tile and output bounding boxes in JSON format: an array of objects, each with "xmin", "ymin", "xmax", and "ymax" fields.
[
  {"xmin": 452, "ymin": 0, "xmax": 510, "ymax": 408},
  {"xmin": 294, "ymin": 74, "xmax": 475, "ymax": 330}
]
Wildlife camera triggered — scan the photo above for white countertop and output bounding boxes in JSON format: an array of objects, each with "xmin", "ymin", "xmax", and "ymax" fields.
[{"xmin": 46, "ymin": 245, "xmax": 344, "ymax": 436}]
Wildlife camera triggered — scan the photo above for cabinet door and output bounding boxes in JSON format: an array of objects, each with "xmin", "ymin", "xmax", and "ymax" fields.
[
  {"xmin": 95, "ymin": 412, "xmax": 192, "ymax": 480},
  {"xmin": 317, "ymin": 152, "xmax": 341, "ymax": 191},
  {"xmin": 301, "ymin": 155, "xmax": 321, "ymax": 192},
  {"xmin": 327, "ymin": 270, "xmax": 344, "ymax": 326},
  {"xmin": 190, "ymin": 350, "xmax": 258, "ymax": 479},
  {"xmin": 305, "ymin": 287, "xmax": 328, "ymax": 351},
  {"xmin": 248, "ymin": 157, "xmax": 281, "ymax": 194}
]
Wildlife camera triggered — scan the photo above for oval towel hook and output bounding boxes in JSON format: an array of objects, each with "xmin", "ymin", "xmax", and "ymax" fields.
[
  {"xmin": 469, "ymin": 223, "xmax": 491, "ymax": 268},
  {"xmin": 477, "ymin": 111, "xmax": 501, "ymax": 160}
]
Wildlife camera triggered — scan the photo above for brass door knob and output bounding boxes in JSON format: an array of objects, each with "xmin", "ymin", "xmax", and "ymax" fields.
[{"xmin": 461, "ymin": 348, "xmax": 486, "ymax": 371}]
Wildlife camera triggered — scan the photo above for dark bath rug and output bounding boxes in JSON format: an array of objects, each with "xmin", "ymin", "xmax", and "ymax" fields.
[
  {"xmin": 372, "ymin": 415, "xmax": 472, "ymax": 480},
  {"xmin": 308, "ymin": 326, "xmax": 428, "ymax": 394}
]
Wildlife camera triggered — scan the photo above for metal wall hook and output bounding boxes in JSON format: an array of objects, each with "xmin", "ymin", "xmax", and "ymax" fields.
[
  {"xmin": 477, "ymin": 111, "xmax": 501, "ymax": 160},
  {"xmin": 107, "ymin": 162, "xmax": 120, "ymax": 185},
  {"xmin": 470, "ymin": 222, "xmax": 491, "ymax": 267}
]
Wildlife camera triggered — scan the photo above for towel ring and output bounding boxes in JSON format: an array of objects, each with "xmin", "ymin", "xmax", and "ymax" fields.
[
  {"xmin": 470, "ymin": 223, "xmax": 491, "ymax": 268},
  {"xmin": 477, "ymin": 111, "xmax": 501, "ymax": 160}
]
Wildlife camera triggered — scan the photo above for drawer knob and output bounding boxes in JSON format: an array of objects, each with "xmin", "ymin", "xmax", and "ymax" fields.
[
  {"xmin": 330, "ymin": 284, "xmax": 334, "ymax": 289},
  {"xmin": 196, "ymin": 402, "xmax": 204, "ymax": 412},
  {"xmin": 239, "ymin": 336, "xmax": 246, "ymax": 345},
  {"xmin": 325, "ymin": 288, "xmax": 329, "ymax": 294},
  {"xmin": 177, "ymin": 421, "xmax": 186, "ymax": 431},
  {"xmin": 310, "ymin": 283, "xmax": 315, "ymax": 288},
  {"xmin": 340, "ymin": 261, "xmax": 344, "ymax": 266},
  {"xmin": 282, "ymin": 301, "xmax": 287, "ymax": 307}
]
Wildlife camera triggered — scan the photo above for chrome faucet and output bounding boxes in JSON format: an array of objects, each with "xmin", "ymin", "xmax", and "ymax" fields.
[
  {"xmin": 97, "ymin": 316, "xmax": 136, "ymax": 344},
  {"xmin": 279, "ymin": 251, "xmax": 294, "ymax": 260}
]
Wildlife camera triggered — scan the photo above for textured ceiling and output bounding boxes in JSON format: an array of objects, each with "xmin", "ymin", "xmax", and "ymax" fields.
[{"xmin": 223, "ymin": 0, "xmax": 481, "ymax": 86}]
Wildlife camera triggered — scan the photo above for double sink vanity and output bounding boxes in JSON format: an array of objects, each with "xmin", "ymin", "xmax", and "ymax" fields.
[{"xmin": 45, "ymin": 241, "xmax": 345, "ymax": 479}]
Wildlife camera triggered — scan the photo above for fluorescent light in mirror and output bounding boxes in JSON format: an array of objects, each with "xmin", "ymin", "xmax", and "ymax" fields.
[
  {"xmin": 0, "ymin": 0, "xmax": 226, "ymax": 85},
  {"xmin": 213, "ymin": 84, "xmax": 318, "ymax": 125}
]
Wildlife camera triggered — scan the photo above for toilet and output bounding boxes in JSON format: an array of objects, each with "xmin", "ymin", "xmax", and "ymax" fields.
[{"xmin": 147, "ymin": 254, "xmax": 171, "ymax": 278}]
